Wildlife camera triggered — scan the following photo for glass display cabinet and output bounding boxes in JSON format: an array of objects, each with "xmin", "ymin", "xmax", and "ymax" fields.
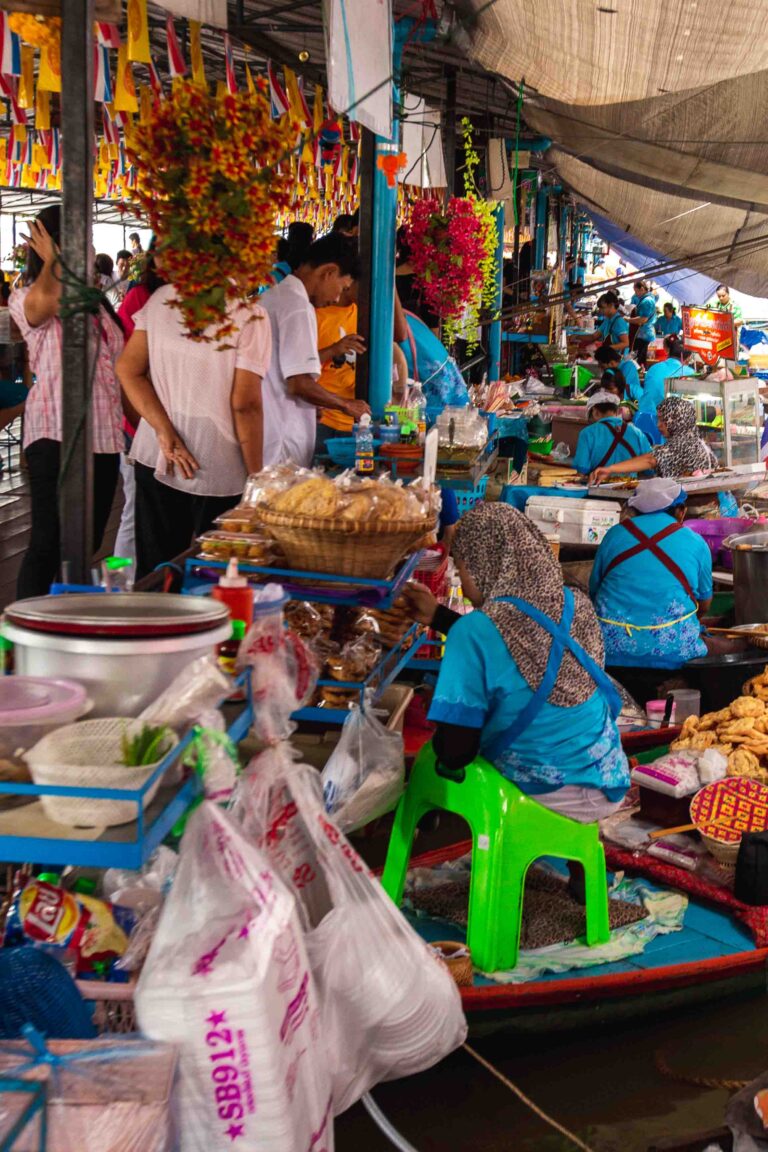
[{"xmin": 664, "ymin": 374, "xmax": 762, "ymax": 467}]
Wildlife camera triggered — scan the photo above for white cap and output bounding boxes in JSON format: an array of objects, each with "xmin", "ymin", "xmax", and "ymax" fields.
[
  {"xmin": 586, "ymin": 389, "xmax": 621, "ymax": 411},
  {"xmin": 628, "ymin": 478, "xmax": 685, "ymax": 514},
  {"xmin": 359, "ymin": 413, "xmax": 372, "ymax": 428},
  {"xmin": 219, "ymin": 557, "xmax": 246, "ymax": 587}
]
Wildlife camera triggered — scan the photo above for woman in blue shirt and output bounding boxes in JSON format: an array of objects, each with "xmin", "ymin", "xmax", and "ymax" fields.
[
  {"xmin": 628, "ymin": 280, "xmax": 657, "ymax": 367},
  {"xmin": 636, "ymin": 336, "xmax": 696, "ymax": 417},
  {"xmin": 399, "ymin": 311, "xmax": 469, "ymax": 409},
  {"xmin": 577, "ymin": 291, "xmax": 629, "ymax": 358},
  {"xmin": 404, "ymin": 503, "xmax": 629, "ymax": 824},
  {"xmin": 594, "ymin": 344, "xmax": 640, "ymax": 401},
  {"xmin": 572, "ymin": 391, "xmax": 651, "ymax": 475},
  {"xmin": 655, "ymin": 303, "xmax": 683, "ymax": 338},
  {"xmin": 589, "ymin": 478, "xmax": 713, "ymax": 670}
]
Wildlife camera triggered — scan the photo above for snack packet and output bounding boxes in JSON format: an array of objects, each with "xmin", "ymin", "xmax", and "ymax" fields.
[{"xmin": 3, "ymin": 879, "xmax": 136, "ymax": 976}]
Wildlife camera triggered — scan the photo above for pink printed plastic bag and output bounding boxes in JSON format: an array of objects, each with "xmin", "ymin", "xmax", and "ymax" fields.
[
  {"xmin": 135, "ymin": 801, "xmax": 333, "ymax": 1152},
  {"xmin": 231, "ymin": 749, "xmax": 467, "ymax": 1115}
]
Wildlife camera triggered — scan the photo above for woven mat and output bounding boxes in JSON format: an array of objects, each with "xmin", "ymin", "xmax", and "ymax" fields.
[{"xmin": 410, "ymin": 867, "xmax": 648, "ymax": 951}]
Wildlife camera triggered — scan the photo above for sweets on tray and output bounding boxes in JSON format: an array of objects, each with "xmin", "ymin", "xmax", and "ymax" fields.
[
  {"xmin": 197, "ymin": 530, "xmax": 276, "ymax": 563},
  {"xmin": 670, "ymin": 674, "xmax": 768, "ymax": 784}
]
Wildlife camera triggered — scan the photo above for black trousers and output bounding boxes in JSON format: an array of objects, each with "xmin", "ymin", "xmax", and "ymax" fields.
[
  {"xmin": 17, "ymin": 438, "xmax": 119, "ymax": 599},
  {"xmin": 634, "ymin": 337, "xmax": 651, "ymax": 367},
  {"xmin": 134, "ymin": 463, "xmax": 240, "ymax": 580}
]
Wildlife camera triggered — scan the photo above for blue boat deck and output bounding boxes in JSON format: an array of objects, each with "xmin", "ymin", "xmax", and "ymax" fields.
[{"xmin": 410, "ymin": 885, "xmax": 757, "ymax": 987}]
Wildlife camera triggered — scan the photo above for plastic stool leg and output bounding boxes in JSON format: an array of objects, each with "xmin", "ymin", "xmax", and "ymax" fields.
[
  {"xmin": 583, "ymin": 837, "xmax": 611, "ymax": 946},
  {"xmin": 381, "ymin": 790, "xmax": 427, "ymax": 906}
]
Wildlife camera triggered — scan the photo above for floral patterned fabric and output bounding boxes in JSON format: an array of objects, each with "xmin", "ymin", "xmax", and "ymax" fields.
[
  {"xmin": 428, "ymin": 611, "xmax": 629, "ymax": 801},
  {"xmin": 589, "ymin": 511, "xmax": 712, "ymax": 669}
]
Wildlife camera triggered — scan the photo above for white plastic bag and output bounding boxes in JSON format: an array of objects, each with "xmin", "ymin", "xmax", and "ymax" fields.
[
  {"xmin": 321, "ymin": 705, "xmax": 405, "ymax": 833},
  {"xmin": 135, "ymin": 801, "xmax": 333, "ymax": 1152},
  {"xmin": 231, "ymin": 749, "xmax": 467, "ymax": 1115}
]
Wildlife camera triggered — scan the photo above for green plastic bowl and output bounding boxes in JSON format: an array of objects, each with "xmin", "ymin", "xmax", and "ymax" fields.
[{"xmin": 552, "ymin": 363, "xmax": 594, "ymax": 392}]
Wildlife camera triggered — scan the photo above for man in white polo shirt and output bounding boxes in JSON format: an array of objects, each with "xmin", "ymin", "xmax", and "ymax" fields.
[{"xmin": 259, "ymin": 233, "xmax": 370, "ymax": 466}]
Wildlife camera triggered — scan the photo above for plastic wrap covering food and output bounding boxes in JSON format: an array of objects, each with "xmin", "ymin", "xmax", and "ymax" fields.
[{"xmin": 0, "ymin": 1030, "xmax": 178, "ymax": 1152}]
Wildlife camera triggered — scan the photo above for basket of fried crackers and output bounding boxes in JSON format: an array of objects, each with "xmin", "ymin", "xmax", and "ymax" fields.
[{"xmin": 256, "ymin": 472, "xmax": 438, "ymax": 579}]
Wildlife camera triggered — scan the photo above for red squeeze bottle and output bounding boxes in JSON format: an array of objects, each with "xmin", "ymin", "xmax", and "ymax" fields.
[{"xmin": 211, "ymin": 558, "xmax": 254, "ymax": 627}]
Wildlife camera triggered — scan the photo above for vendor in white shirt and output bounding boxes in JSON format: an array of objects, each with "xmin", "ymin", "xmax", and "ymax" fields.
[{"xmin": 259, "ymin": 235, "xmax": 371, "ymax": 467}]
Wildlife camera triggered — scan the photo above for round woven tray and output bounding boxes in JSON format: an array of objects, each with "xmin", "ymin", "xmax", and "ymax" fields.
[
  {"xmin": 257, "ymin": 507, "xmax": 435, "ymax": 579},
  {"xmin": 432, "ymin": 941, "xmax": 473, "ymax": 987}
]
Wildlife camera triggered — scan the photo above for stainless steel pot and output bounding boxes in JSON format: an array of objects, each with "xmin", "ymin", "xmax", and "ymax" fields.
[
  {"xmin": 723, "ymin": 530, "xmax": 768, "ymax": 624},
  {"xmin": 3, "ymin": 593, "xmax": 231, "ymax": 716}
]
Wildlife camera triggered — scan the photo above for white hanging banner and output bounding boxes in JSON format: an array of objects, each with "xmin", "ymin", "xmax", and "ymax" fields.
[
  {"xmin": 324, "ymin": 0, "xmax": 392, "ymax": 139},
  {"xmin": 155, "ymin": 0, "xmax": 227, "ymax": 27},
  {"xmin": 400, "ymin": 99, "xmax": 446, "ymax": 189}
]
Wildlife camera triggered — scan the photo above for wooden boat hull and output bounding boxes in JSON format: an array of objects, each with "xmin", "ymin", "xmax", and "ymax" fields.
[
  {"xmin": 461, "ymin": 950, "xmax": 768, "ymax": 1037},
  {"xmin": 407, "ymin": 840, "xmax": 768, "ymax": 1036}
]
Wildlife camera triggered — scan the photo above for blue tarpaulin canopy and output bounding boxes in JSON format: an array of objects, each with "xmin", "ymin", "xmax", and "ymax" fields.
[{"xmin": 586, "ymin": 208, "xmax": 718, "ymax": 306}]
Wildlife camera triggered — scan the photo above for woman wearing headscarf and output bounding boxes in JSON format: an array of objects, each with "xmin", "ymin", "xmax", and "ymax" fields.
[
  {"xmin": 404, "ymin": 504, "xmax": 629, "ymax": 824},
  {"xmin": 589, "ymin": 478, "xmax": 712, "ymax": 672},
  {"xmin": 590, "ymin": 397, "xmax": 718, "ymax": 485}
]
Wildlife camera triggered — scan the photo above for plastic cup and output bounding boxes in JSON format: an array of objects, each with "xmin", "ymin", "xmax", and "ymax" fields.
[
  {"xmin": 646, "ymin": 699, "xmax": 676, "ymax": 729},
  {"xmin": 670, "ymin": 689, "xmax": 701, "ymax": 723}
]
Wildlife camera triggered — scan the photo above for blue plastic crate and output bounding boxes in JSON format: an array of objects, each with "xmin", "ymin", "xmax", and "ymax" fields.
[{"xmin": 455, "ymin": 475, "xmax": 489, "ymax": 516}]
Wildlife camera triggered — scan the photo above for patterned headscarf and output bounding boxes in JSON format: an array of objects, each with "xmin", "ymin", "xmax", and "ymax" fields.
[
  {"xmin": 653, "ymin": 397, "xmax": 718, "ymax": 477},
  {"xmin": 453, "ymin": 503, "xmax": 605, "ymax": 707}
]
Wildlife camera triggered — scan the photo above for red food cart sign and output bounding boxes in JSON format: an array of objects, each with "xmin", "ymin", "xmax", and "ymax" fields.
[{"xmin": 682, "ymin": 306, "xmax": 736, "ymax": 365}]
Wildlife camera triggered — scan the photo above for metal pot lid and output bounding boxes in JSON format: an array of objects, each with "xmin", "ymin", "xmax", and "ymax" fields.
[
  {"xmin": 0, "ymin": 677, "xmax": 88, "ymax": 725},
  {"xmin": 723, "ymin": 530, "xmax": 768, "ymax": 551},
  {"xmin": 4, "ymin": 593, "xmax": 230, "ymax": 637}
]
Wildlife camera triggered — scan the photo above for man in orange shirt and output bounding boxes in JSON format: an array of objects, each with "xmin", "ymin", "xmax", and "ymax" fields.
[{"xmin": 314, "ymin": 281, "xmax": 366, "ymax": 454}]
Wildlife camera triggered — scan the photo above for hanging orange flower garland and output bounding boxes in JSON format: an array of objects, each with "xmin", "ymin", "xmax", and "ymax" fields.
[{"xmin": 126, "ymin": 79, "xmax": 299, "ymax": 342}]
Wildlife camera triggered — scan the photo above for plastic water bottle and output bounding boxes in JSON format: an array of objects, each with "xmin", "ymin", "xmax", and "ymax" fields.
[
  {"xmin": 355, "ymin": 413, "xmax": 375, "ymax": 475},
  {"xmin": 410, "ymin": 381, "xmax": 427, "ymax": 444}
]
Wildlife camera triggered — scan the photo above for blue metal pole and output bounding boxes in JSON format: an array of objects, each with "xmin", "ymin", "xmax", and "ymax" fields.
[
  {"xmin": 533, "ymin": 186, "xmax": 549, "ymax": 270},
  {"xmin": 487, "ymin": 202, "xmax": 505, "ymax": 381},
  {"xmin": 368, "ymin": 18, "xmax": 435, "ymax": 418}
]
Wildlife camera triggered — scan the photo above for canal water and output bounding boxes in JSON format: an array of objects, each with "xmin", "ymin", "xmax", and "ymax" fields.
[{"xmin": 336, "ymin": 978, "xmax": 768, "ymax": 1150}]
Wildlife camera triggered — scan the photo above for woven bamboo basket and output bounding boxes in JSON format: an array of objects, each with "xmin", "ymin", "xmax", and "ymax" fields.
[
  {"xmin": 432, "ymin": 941, "xmax": 473, "ymax": 987},
  {"xmin": 257, "ymin": 507, "xmax": 435, "ymax": 579}
]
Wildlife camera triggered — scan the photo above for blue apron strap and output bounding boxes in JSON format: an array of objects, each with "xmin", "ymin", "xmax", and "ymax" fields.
[
  {"xmin": 494, "ymin": 591, "xmax": 574, "ymax": 745},
  {"xmin": 495, "ymin": 590, "xmax": 623, "ymax": 721}
]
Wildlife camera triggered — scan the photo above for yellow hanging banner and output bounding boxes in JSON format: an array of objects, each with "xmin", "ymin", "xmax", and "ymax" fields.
[
  {"xmin": 114, "ymin": 45, "xmax": 138, "ymax": 114},
  {"xmin": 139, "ymin": 83, "xmax": 153, "ymax": 125},
  {"xmin": 216, "ymin": 80, "xmax": 228, "ymax": 100},
  {"xmin": 32, "ymin": 143, "xmax": 49, "ymax": 171},
  {"xmin": 245, "ymin": 60, "xmax": 256, "ymax": 98},
  {"xmin": 99, "ymin": 139, "xmax": 110, "ymax": 168},
  {"xmin": 12, "ymin": 124, "xmax": 26, "ymax": 147},
  {"xmin": 189, "ymin": 20, "xmax": 206, "ymax": 88},
  {"xmin": 35, "ymin": 86, "xmax": 51, "ymax": 131},
  {"xmin": 38, "ymin": 44, "xmax": 61, "ymax": 94},
  {"xmin": 0, "ymin": 140, "xmax": 7, "ymax": 169},
  {"xmin": 313, "ymin": 85, "xmax": 323, "ymax": 134},
  {"xmin": 127, "ymin": 0, "xmax": 151, "ymax": 64},
  {"xmin": 18, "ymin": 46, "xmax": 34, "ymax": 109},
  {"xmin": 283, "ymin": 67, "xmax": 309, "ymax": 128}
]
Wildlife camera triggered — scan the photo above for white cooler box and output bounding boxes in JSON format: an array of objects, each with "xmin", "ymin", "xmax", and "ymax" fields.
[{"xmin": 525, "ymin": 496, "xmax": 621, "ymax": 546}]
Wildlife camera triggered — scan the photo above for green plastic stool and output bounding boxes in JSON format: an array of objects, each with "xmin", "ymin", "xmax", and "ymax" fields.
[{"xmin": 381, "ymin": 743, "xmax": 611, "ymax": 972}]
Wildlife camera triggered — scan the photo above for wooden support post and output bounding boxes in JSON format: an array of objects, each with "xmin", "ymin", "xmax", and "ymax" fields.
[{"xmin": 59, "ymin": 0, "xmax": 95, "ymax": 583}]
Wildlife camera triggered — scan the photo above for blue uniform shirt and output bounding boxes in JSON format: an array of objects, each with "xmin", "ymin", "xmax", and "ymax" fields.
[
  {"xmin": 638, "ymin": 358, "xmax": 697, "ymax": 415},
  {"xmin": 589, "ymin": 512, "xmax": 712, "ymax": 669},
  {"xmin": 429, "ymin": 611, "xmax": 629, "ymax": 799},
  {"xmin": 598, "ymin": 313, "xmax": 629, "ymax": 347},
  {"xmin": 572, "ymin": 417, "xmax": 651, "ymax": 475},
  {"xmin": 620, "ymin": 357, "xmax": 641, "ymax": 401},
  {"xmin": 635, "ymin": 294, "xmax": 658, "ymax": 342},
  {"xmin": 655, "ymin": 314, "xmax": 683, "ymax": 337}
]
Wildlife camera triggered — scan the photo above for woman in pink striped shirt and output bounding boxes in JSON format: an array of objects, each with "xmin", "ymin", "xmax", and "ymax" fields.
[{"xmin": 9, "ymin": 206, "xmax": 125, "ymax": 597}]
